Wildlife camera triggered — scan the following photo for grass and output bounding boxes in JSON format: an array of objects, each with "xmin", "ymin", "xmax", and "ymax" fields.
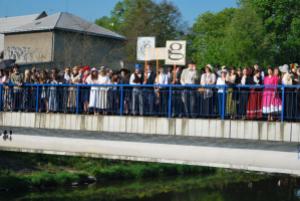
[{"xmin": 0, "ymin": 151, "xmax": 216, "ymax": 191}]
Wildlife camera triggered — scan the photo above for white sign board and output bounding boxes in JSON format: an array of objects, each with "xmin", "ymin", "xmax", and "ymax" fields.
[
  {"xmin": 137, "ymin": 37, "xmax": 156, "ymax": 61},
  {"xmin": 165, "ymin": 41, "xmax": 186, "ymax": 66}
]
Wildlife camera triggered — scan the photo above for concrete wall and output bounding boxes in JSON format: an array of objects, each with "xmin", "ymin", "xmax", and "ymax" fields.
[
  {"xmin": 4, "ymin": 32, "xmax": 53, "ymax": 63},
  {"xmin": 0, "ymin": 112, "xmax": 299, "ymax": 143},
  {"xmin": 53, "ymin": 30, "xmax": 125, "ymax": 69}
]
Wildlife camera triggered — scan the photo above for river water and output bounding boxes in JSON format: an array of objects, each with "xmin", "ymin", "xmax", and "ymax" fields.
[{"xmin": 1, "ymin": 175, "xmax": 300, "ymax": 201}]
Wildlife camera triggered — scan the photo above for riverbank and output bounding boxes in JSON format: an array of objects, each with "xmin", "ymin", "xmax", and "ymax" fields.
[
  {"xmin": 0, "ymin": 151, "xmax": 215, "ymax": 191},
  {"xmin": 1, "ymin": 151, "xmax": 298, "ymax": 201}
]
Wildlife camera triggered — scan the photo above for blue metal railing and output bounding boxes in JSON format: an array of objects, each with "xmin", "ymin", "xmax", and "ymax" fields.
[{"xmin": 0, "ymin": 83, "xmax": 299, "ymax": 122}]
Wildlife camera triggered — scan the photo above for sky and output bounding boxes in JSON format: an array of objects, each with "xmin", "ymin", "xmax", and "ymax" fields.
[{"xmin": 0, "ymin": 0, "xmax": 237, "ymax": 25}]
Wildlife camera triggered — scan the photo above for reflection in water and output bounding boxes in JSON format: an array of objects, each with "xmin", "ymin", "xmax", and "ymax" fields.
[{"xmin": 1, "ymin": 175, "xmax": 300, "ymax": 201}]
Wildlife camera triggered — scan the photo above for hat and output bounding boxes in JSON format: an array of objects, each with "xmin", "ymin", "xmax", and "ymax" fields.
[
  {"xmin": 135, "ymin": 64, "xmax": 142, "ymax": 70},
  {"xmin": 91, "ymin": 67, "xmax": 98, "ymax": 72},
  {"xmin": 205, "ymin": 64, "xmax": 213, "ymax": 71},
  {"xmin": 82, "ymin": 65, "xmax": 90, "ymax": 72},
  {"xmin": 217, "ymin": 69, "xmax": 228, "ymax": 76},
  {"xmin": 279, "ymin": 64, "xmax": 289, "ymax": 73},
  {"xmin": 99, "ymin": 66, "xmax": 106, "ymax": 72}
]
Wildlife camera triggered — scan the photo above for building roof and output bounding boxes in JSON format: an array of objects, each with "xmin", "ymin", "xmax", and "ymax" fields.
[
  {"xmin": 0, "ymin": 12, "xmax": 47, "ymax": 33},
  {"xmin": 2, "ymin": 12, "xmax": 126, "ymax": 40}
]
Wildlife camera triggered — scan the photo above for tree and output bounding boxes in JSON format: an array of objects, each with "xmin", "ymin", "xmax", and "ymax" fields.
[
  {"xmin": 95, "ymin": 0, "xmax": 184, "ymax": 64},
  {"xmin": 188, "ymin": 8, "xmax": 237, "ymax": 67},
  {"xmin": 242, "ymin": 0, "xmax": 300, "ymax": 64}
]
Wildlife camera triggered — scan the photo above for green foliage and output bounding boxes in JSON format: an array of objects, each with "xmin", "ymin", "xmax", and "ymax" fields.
[{"xmin": 95, "ymin": 0, "xmax": 185, "ymax": 63}]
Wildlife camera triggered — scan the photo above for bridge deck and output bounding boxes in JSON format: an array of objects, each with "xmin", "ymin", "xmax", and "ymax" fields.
[{"xmin": 0, "ymin": 127, "xmax": 300, "ymax": 176}]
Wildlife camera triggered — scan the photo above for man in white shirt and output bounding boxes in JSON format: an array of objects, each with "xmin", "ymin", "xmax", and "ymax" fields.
[
  {"xmin": 180, "ymin": 62, "xmax": 198, "ymax": 117},
  {"xmin": 155, "ymin": 66, "xmax": 169, "ymax": 115},
  {"xmin": 130, "ymin": 64, "xmax": 144, "ymax": 115}
]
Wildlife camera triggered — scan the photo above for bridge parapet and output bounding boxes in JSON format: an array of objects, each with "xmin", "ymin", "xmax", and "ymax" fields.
[{"xmin": 0, "ymin": 112, "xmax": 299, "ymax": 143}]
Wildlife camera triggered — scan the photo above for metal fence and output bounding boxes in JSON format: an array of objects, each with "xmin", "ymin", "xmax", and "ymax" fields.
[{"xmin": 0, "ymin": 83, "xmax": 299, "ymax": 122}]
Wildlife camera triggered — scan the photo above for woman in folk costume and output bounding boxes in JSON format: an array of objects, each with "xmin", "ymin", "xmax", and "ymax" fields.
[
  {"xmin": 96, "ymin": 66, "xmax": 111, "ymax": 114},
  {"xmin": 280, "ymin": 64, "xmax": 294, "ymax": 119},
  {"xmin": 87, "ymin": 68, "xmax": 100, "ymax": 114},
  {"xmin": 238, "ymin": 67, "xmax": 252, "ymax": 119},
  {"xmin": 80, "ymin": 66, "xmax": 91, "ymax": 114},
  {"xmin": 246, "ymin": 69, "xmax": 263, "ymax": 120},
  {"xmin": 48, "ymin": 71, "xmax": 59, "ymax": 112},
  {"xmin": 262, "ymin": 67, "xmax": 282, "ymax": 121},
  {"xmin": 67, "ymin": 66, "xmax": 81, "ymax": 112},
  {"xmin": 225, "ymin": 67, "xmax": 237, "ymax": 118},
  {"xmin": 200, "ymin": 64, "xmax": 216, "ymax": 117}
]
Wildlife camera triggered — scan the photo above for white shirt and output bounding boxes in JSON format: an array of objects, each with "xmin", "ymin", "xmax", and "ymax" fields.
[
  {"xmin": 201, "ymin": 73, "xmax": 216, "ymax": 85},
  {"xmin": 129, "ymin": 73, "xmax": 142, "ymax": 85},
  {"xmin": 155, "ymin": 73, "xmax": 168, "ymax": 85},
  {"xmin": 98, "ymin": 75, "xmax": 110, "ymax": 84},
  {"xmin": 181, "ymin": 68, "xmax": 197, "ymax": 85},
  {"xmin": 216, "ymin": 77, "xmax": 226, "ymax": 93}
]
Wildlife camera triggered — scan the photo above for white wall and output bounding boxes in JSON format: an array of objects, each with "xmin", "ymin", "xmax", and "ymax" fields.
[{"xmin": 0, "ymin": 112, "xmax": 298, "ymax": 143}]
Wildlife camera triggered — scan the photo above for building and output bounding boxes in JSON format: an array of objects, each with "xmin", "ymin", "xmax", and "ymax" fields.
[
  {"xmin": 0, "ymin": 12, "xmax": 47, "ymax": 59},
  {"xmin": 0, "ymin": 12, "xmax": 126, "ymax": 69}
]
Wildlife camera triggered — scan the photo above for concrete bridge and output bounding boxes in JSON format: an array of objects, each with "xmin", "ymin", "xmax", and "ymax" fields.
[{"xmin": 0, "ymin": 112, "xmax": 300, "ymax": 176}]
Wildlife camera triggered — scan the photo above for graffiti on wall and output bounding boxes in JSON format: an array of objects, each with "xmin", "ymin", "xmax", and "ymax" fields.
[{"xmin": 4, "ymin": 46, "xmax": 33, "ymax": 62}]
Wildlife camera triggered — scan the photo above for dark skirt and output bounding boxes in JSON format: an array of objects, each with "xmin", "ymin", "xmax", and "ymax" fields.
[{"xmin": 246, "ymin": 89, "xmax": 262, "ymax": 120}]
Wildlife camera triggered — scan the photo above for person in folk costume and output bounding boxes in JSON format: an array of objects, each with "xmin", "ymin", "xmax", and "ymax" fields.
[
  {"xmin": 280, "ymin": 64, "xmax": 294, "ymax": 120},
  {"xmin": 246, "ymin": 69, "xmax": 263, "ymax": 120},
  {"xmin": 226, "ymin": 67, "xmax": 237, "ymax": 119},
  {"xmin": 143, "ymin": 64, "xmax": 156, "ymax": 115},
  {"xmin": 119, "ymin": 67, "xmax": 131, "ymax": 114},
  {"xmin": 200, "ymin": 64, "xmax": 216, "ymax": 117},
  {"xmin": 216, "ymin": 69, "xmax": 228, "ymax": 117},
  {"xmin": 262, "ymin": 67, "xmax": 282, "ymax": 121},
  {"xmin": 67, "ymin": 66, "xmax": 81, "ymax": 112},
  {"xmin": 48, "ymin": 70, "xmax": 59, "ymax": 112},
  {"xmin": 96, "ymin": 66, "xmax": 111, "ymax": 114},
  {"xmin": 171, "ymin": 65, "xmax": 183, "ymax": 117},
  {"xmin": 181, "ymin": 62, "xmax": 198, "ymax": 118},
  {"xmin": 154, "ymin": 66, "xmax": 169, "ymax": 116},
  {"xmin": 238, "ymin": 67, "xmax": 252, "ymax": 119},
  {"xmin": 130, "ymin": 64, "xmax": 144, "ymax": 115},
  {"xmin": 80, "ymin": 66, "xmax": 91, "ymax": 114}
]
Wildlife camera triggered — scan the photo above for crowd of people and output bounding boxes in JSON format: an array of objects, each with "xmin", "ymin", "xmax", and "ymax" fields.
[{"xmin": 0, "ymin": 62, "xmax": 300, "ymax": 121}]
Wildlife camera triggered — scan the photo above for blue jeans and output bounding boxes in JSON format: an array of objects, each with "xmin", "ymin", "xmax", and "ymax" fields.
[{"xmin": 132, "ymin": 88, "xmax": 143, "ymax": 115}]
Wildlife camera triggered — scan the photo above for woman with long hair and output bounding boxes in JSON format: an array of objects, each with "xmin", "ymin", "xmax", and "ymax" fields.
[
  {"xmin": 81, "ymin": 66, "xmax": 91, "ymax": 114},
  {"xmin": 87, "ymin": 68, "xmax": 100, "ymax": 115},
  {"xmin": 97, "ymin": 67, "xmax": 111, "ymax": 114},
  {"xmin": 67, "ymin": 66, "xmax": 81, "ymax": 112},
  {"xmin": 226, "ymin": 68, "xmax": 237, "ymax": 118},
  {"xmin": 48, "ymin": 71, "xmax": 59, "ymax": 112},
  {"xmin": 246, "ymin": 69, "xmax": 263, "ymax": 120},
  {"xmin": 39, "ymin": 70, "xmax": 49, "ymax": 112},
  {"xmin": 238, "ymin": 67, "xmax": 252, "ymax": 119},
  {"xmin": 22, "ymin": 69, "xmax": 32, "ymax": 111}
]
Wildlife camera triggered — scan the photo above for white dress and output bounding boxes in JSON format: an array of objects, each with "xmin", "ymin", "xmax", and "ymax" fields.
[
  {"xmin": 96, "ymin": 76, "xmax": 111, "ymax": 109},
  {"xmin": 87, "ymin": 77, "xmax": 100, "ymax": 108}
]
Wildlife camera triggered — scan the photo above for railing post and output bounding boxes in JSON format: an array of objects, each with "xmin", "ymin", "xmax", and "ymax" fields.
[
  {"xmin": 120, "ymin": 85, "xmax": 124, "ymax": 116},
  {"xmin": 281, "ymin": 85, "xmax": 285, "ymax": 122},
  {"xmin": 168, "ymin": 85, "xmax": 172, "ymax": 118},
  {"xmin": 76, "ymin": 85, "xmax": 80, "ymax": 114},
  {"xmin": 221, "ymin": 85, "xmax": 226, "ymax": 120},
  {"xmin": 35, "ymin": 85, "xmax": 39, "ymax": 113}
]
